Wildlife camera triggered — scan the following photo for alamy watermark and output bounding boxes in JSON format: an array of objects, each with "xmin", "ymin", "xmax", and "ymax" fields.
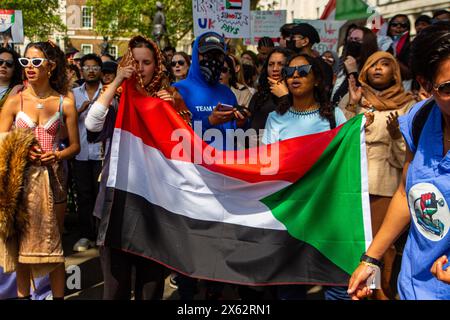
[{"xmin": 170, "ymin": 121, "xmax": 280, "ymax": 175}]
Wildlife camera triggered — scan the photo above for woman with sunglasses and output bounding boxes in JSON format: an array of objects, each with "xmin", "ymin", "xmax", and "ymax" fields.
[
  {"xmin": 262, "ymin": 54, "xmax": 350, "ymax": 300},
  {"xmin": 263, "ymin": 54, "xmax": 346, "ymax": 144},
  {"xmin": 348, "ymin": 23, "xmax": 450, "ymax": 300},
  {"xmin": 342, "ymin": 51, "xmax": 416, "ymax": 300},
  {"xmin": 171, "ymin": 52, "xmax": 190, "ymax": 82},
  {"xmin": 387, "ymin": 14, "xmax": 412, "ymax": 80},
  {"xmin": 0, "ymin": 47, "xmax": 23, "ymax": 109},
  {"xmin": 0, "ymin": 41, "xmax": 80, "ymax": 300}
]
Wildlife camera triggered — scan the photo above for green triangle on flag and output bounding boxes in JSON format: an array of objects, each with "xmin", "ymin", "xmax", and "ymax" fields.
[
  {"xmin": 335, "ymin": 0, "xmax": 371, "ymax": 20},
  {"xmin": 261, "ymin": 115, "xmax": 369, "ymax": 275}
]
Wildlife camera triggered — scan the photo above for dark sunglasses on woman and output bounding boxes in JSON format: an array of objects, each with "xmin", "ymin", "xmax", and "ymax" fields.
[
  {"xmin": 434, "ymin": 80, "xmax": 450, "ymax": 97},
  {"xmin": 171, "ymin": 60, "xmax": 186, "ymax": 67},
  {"xmin": 391, "ymin": 22, "xmax": 408, "ymax": 28},
  {"xmin": 0, "ymin": 58, "xmax": 14, "ymax": 68},
  {"xmin": 282, "ymin": 64, "xmax": 312, "ymax": 78},
  {"xmin": 18, "ymin": 57, "xmax": 48, "ymax": 68}
]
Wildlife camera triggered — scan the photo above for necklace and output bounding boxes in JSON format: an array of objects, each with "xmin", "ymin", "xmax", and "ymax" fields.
[
  {"xmin": 289, "ymin": 106, "xmax": 320, "ymax": 117},
  {"xmin": 29, "ymin": 90, "xmax": 52, "ymax": 109}
]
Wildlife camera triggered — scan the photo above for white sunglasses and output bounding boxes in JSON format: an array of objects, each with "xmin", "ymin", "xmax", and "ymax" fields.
[{"xmin": 18, "ymin": 57, "xmax": 48, "ymax": 68}]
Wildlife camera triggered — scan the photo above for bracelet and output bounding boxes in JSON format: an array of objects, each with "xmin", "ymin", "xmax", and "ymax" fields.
[
  {"xmin": 360, "ymin": 253, "xmax": 384, "ymax": 269},
  {"xmin": 360, "ymin": 261, "xmax": 378, "ymax": 269}
]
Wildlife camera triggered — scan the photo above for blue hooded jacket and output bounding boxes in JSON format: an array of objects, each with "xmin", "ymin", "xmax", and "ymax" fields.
[{"xmin": 173, "ymin": 32, "xmax": 238, "ymax": 150}]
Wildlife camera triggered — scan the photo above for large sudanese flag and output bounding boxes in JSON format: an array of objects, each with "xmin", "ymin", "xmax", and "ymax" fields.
[{"xmin": 104, "ymin": 80, "xmax": 372, "ymax": 286}]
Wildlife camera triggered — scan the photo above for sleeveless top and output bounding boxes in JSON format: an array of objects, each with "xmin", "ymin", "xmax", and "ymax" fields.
[
  {"xmin": 398, "ymin": 99, "xmax": 450, "ymax": 300},
  {"xmin": 15, "ymin": 93, "xmax": 64, "ymax": 153}
]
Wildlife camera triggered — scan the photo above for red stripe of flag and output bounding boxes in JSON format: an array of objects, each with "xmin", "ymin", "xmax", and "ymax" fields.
[{"xmin": 114, "ymin": 80, "xmax": 342, "ymax": 184}]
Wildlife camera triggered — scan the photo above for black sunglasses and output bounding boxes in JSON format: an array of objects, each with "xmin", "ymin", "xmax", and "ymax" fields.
[
  {"xmin": 0, "ymin": 58, "xmax": 14, "ymax": 68},
  {"xmin": 171, "ymin": 60, "xmax": 186, "ymax": 67},
  {"xmin": 391, "ymin": 22, "xmax": 408, "ymax": 28},
  {"xmin": 433, "ymin": 80, "xmax": 450, "ymax": 97},
  {"xmin": 221, "ymin": 66, "xmax": 229, "ymax": 73},
  {"xmin": 282, "ymin": 64, "xmax": 312, "ymax": 78}
]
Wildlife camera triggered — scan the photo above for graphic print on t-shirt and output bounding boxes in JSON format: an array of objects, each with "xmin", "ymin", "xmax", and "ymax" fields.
[{"xmin": 408, "ymin": 183, "xmax": 449, "ymax": 241}]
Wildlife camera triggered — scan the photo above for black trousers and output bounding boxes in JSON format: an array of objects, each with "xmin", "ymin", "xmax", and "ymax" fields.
[
  {"xmin": 72, "ymin": 159, "xmax": 102, "ymax": 240},
  {"xmin": 100, "ymin": 246, "xmax": 165, "ymax": 300}
]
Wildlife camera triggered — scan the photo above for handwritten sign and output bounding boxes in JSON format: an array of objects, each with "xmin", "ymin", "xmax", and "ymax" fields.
[
  {"xmin": 0, "ymin": 10, "xmax": 24, "ymax": 43},
  {"xmin": 249, "ymin": 10, "xmax": 286, "ymax": 45},
  {"xmin": 193, "ymin": 0, "xmax": 250, "ymax": 38},
  {"xmin": 293, "ymin": 19, "xmax": 346, "ymax": 54}
]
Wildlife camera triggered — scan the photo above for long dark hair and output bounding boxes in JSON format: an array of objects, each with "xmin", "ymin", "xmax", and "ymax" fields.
[
  {"xmin": 25, "ymin": 41, "xmax": 69, "ymax": 95},
  {"xmin": 224, "ymin": 54, "xmax": 238, "ymax": 89},
  {"xmin": 277, "ymin": 53, "xmax": 334, "ymax": 125},
  {"xmin": 254, "ymin": 47, "xmax": 293, "ymax": 110},
  {"xmin": 341, "ymin": 26, "xmax": 378, "ymax": 71},
  {"xmin": 387, "ymin": 14, "xmax": 411, "ymax": 36},
  {"xmin": 0, "ymin": 47, "xmax": 23, "ymax": 89}
]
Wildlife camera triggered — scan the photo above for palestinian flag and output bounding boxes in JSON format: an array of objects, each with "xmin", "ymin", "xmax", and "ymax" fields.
[
  {"xmin": 104, "ymin": 80, "xmax": 372, "ymax": 286},
  {"xmin": 226, "ymin": 0, "xmax": 242, "ymax": 10},
  {"xmin": 320, "ymin": 0, "xmax": 371, "ymax": 21}
]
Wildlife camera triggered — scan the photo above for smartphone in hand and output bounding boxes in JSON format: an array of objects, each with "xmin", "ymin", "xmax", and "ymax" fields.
[{"xmin": 216, "ymin": 103, "xmax": 235, "ymax": 111}]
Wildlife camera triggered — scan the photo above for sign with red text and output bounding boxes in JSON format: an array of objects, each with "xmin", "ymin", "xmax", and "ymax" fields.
[
  {"xmin": 0, "ymin": 9, "xmax": 24, "ymax": 43},
  {"xmin": 193, "ymin": 0, "xmax": 250, "ymax": 38},
  {"xmin": 293, "ymin": 19, "xmax": 346, "ymax": 54},
  {"xmin": 249, "ymin": 10, "xmax": 286, "ymax": 45}
]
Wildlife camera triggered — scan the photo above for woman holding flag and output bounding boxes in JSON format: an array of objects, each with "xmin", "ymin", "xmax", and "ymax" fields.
[
  {"xmin": 85, "ymin": 35, "xmax": 189, "ymax": 300},
  {"xmin": 348, "ymin": 22, "xmax": 450, "ymax": 300}
]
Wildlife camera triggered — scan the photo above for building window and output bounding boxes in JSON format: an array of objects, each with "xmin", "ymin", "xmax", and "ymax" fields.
[
  {"xmin": 108, "ymin": 45, "xmax": 118, "ymax": 59},
  {"xmin": 81, "ymin": 44, "xmax": 93, "ymax": 55},
  {"xmin": 82, "ymin": 6, "xmax": 93, "ymax": 29}
]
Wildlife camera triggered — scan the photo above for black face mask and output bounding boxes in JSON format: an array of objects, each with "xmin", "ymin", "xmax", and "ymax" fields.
[
  {"xmin": 286, "ymin": 39, "xmax": 302, "ymax": 53},
  {"xmin": 346, "ymin": 41, "xmax": 362, "ymax": 58},
  {"xmin": 199, "ymin": 54, "xmax": 223, "ymax": 84}
]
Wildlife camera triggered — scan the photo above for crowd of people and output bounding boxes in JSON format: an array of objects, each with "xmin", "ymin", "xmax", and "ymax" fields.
[{"xmin": 0, "ymin": 8, "xmax": 449, "ymax": 300}]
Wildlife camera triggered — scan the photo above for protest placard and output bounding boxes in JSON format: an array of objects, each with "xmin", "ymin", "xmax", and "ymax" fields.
[
  {"xmin": 0, "ymin": 10, "xmax": 24, "ymax": 44},
  {"xmin": 193, "ymin": 0, "xmax": 250, "ymax": 38},
  {"xmin": 249, "ymin": 10, "xmax": 286, "ymax": 45},
  {"xmin": 293, "ymin": 19, "xmax": 346, "ymax": 54}
]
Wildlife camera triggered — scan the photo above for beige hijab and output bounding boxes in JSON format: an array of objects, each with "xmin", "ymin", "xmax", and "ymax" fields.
[{"xmin": 358, "ymin": 51, "xmax": 414, "ymax": 111}]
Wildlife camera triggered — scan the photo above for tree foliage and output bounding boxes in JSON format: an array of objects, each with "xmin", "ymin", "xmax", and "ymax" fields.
[
  {"xmin": 1, "ymin": 0, "xmax": 66, "ymax": 40},
  {"xmin": 86, "ymin": 0, "xmax": 193, "ymax": 47}
]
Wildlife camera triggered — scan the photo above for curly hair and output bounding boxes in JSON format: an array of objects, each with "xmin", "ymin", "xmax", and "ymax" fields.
[
  {"xmin": 277, "ymin": 53, "xmax": 335, "ymax": 125},
  {"xmin": 0, "ymin": 47, "xmax": 22, "ymax": 89},
  {"xmin": 410, "ymin": 22, "xmax": 450, "ymax": 86},
  {"xmin": 24, "ymin": 41, "xmax": 69, "ymax": 95}
]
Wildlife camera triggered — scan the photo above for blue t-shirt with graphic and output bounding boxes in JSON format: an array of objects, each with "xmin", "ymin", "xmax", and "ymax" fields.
[{"xmin": 398, "ymin": 99, "xmax": 450, "ymax": 300}]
